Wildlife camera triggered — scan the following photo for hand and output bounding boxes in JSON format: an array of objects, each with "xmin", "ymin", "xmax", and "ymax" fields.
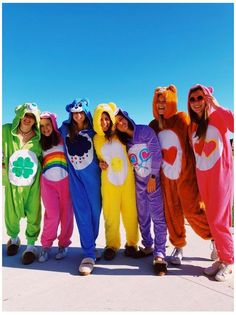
[
  {"xmin": 147, "ymin": 177, "xmax": 156, "ymax": 193},
  {"xmin": 99, "ymin": 160, "xmax": 108, "ymax": 170},
  {"xmin": 204, "ymin": 94, "xmax": 220, "ymax": 110}
]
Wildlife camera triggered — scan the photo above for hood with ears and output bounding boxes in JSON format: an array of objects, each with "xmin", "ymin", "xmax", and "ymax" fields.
[
  {"xmin": 152, "ymin": 84, "xmax": 178, "ymax": 119},
  {"xmin": 12, "ymin": 102, "xmax": 41, "ymax": 139},
  {"xmin": 40, "ymin": 111, "xmax": 60, "ymax": 135},
  {"xmin": 63, "ymin": 98, "xmax": 93, "ymax": 128},
  {"xmin": 187, "ymin": 84, "xmax": 214, "ymax": 116},
  {"xmin": 93, "ymin": 102, "xmax": 117, "ymax": 136}
]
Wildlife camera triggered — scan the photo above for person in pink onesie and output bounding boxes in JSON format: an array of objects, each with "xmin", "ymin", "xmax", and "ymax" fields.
[
  {"xmin": 187, "ymin": 84, "xmax": 234, "ymax": 282},
  {"xmin": 38, "ymin": 112, "xmax": 74, "ymax": 262}
]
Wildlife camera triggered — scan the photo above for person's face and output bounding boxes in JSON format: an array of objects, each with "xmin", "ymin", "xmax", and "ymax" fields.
[
  {"xmin": 72, "ymin": 111, "xmax": 86, "ymax": 124},
  {"xmin": 189, "ymin": 89, "xmax": 206, "ymax": 118},
  {"xmin": 115, "ymin": 115, "xmax": 129, "ymax": 133},
  {"xmin": 101, "ymin": 112, "xmax": 111, "ymax": 132},
  {"xmin": 156, "ymin": 94, "xmax": 167, "ymax": 115},
  {"xmin": 21, "ymin": 113, "xmax": 36, "ymax": 129},
  {"xmin": 40, "ymin": 118, "xmax": 53, "ymax": 137}
]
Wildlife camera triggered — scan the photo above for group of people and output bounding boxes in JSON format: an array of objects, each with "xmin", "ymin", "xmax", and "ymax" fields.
[{"xmin": 2, "ymin": 84, "xmax": 234, "ymax": 282}]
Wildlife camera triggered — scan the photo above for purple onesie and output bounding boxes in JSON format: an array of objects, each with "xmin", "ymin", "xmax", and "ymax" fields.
[{"xmin": 120, "ymin": 111, "xmax": 167, "ymax": 258}]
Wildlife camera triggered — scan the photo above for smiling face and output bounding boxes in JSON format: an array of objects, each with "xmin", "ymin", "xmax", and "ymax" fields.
[
  {"xmin": 72, "ymin": 111, "xmax": 86, "ymax": 125},
  {"xmin": 189, "ymin": 89, "xmax": 206, "ymax": 118},
  {"xmin": 20, "ymin": 113, "xmax": 36, "ymax": 130},
  {"xmin": 156, "ymin": 94, "xmax": 167, "ymax": 115},
  {"xmin": 115, "ymin": 114, "xmax": 129, "ymax": 133},
  {"xmin": 101, "ymin": 112, "xmax": 111, "ymax": 132},
  {"xmin": 40, "ymin": 118, "xmax": 53, "ymax": 137}
]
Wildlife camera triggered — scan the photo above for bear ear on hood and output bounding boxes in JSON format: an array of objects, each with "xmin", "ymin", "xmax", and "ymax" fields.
[
  {"xmin": 108, "ymin": 102, "xmax": 117, "ymax": 113},
  {"xmin": 167, "ymin": 84, "xmax": 177, "ymax": 93}
]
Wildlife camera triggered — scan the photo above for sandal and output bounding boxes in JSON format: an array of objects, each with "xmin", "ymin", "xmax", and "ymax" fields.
[
  {"xmin": 79, "ymin": 257, "xmax": 95, "ymax": 276},
  {"xmin": 7, "ymin": 238, "xmax": 21, "ymax": 256},
  {"xmin": 133, "ymin": 246, "xmax": 153, "ymax": 258},
  {"xmin": 153, "ymin": 257, "xmax": 168, "ymax": 276}
]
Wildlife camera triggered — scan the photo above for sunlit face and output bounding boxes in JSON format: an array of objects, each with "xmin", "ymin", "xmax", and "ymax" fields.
[
  {"xmin": 20, "ymin": 113, "xmax": 36, "ymax": 129},
  {"xmin": 101, "ymin": 112, "xmax": 111, "ymax": 132},
  {"xmin": 40, "ymin": 118, "xmax": 53, "ymax": 137},
  {"xmin": 156, "ymin": 94, "xmax": 167, "ymax": 115},
  {"xmin": 115, "ymin": 115, "xmax": 129, "ymax": 133},
  {"xmin": 189, "ymin": 89, "xmax": 206, "ymax": 118},
  {"xmin": 72, "ymin": 111, "xmax": 86, "ymax": 124}
]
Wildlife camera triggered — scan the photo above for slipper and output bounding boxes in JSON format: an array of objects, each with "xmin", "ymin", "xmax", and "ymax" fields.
[
  {"xmin": 22, "ymin": 247, "xmax": 37, "ymax": 265},
  {"xmin": 153, "ymin": 257, "xmax": 168, "ymax": 276},
  {"xmin": 133, "ymin": 246, "xmax": 153, "ymax": 258},
  {"xmin": 79, "ymin": 257, "xmax": 95, "ymax": 276},
  {"xmin": 7, "ymin": 238, "xmax": 21, "ymax": 256}
]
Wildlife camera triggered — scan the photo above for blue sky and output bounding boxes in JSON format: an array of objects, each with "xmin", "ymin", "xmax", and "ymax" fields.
[{"xmin": 2, "ymin": 2, "xmax": 234, "ymax": 127}]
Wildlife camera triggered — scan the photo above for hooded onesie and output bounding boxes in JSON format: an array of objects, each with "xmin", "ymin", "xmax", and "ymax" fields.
[
  {"xmin": 93, "ymin": 103, "xmax": 139, "ymax": 250},
  {"xmin": 40, "ymin": 112, "xmax": 74, "ymax": 249},
  {"xmin": 60, "ymin": 98, "xmax": 101, "ymax": 260},
  {"xmin": 117, "ymin": 109, "xmax": 167, "ymax": 258},
  {"xmin": 2, "ymin": 103, "xmax": 42, "ymax": 245},
  {"xmin": 188, "ymin": 84, "xmax": 234, "ymax": 264},
  {"xmin": 149, "ymin": 85, "xmax": 211, "ymax": 248}
]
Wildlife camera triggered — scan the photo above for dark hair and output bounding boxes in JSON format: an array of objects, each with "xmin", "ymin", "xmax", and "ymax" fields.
[
  {"xmin": 102, "ymin": 112, "xmax": 114, "ymax": 142},
  {"xmin": 68, "ymin": 113, "xmax": 90, "ymax": 142},
  {"xmin": 115, "ymin": 110, "xmax": 134, "ymax": 145},
  {"xmin": 40, "ymin": 129, "xmax": 60, "ymax": 151},
  {"xmin": 189, "ymin": 87, "xmax": 209, "ymax": 140}
]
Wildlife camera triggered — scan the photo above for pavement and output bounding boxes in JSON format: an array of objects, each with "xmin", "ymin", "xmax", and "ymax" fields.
[{"xmin": 1, "ymin": 186, "xmax": 234, "ymax": 312}]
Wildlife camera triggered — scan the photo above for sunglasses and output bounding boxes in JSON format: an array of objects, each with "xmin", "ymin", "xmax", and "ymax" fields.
[{"xmin": 189, "ymin": 95, "xmax": 204, "ymax": 103}]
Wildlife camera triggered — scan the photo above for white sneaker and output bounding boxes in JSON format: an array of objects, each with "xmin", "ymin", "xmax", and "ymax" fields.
[
  {"xmin": 55, "ymin": 247, "xmax": 68, "ymax": 260},
  {"xmin": 210, "ymin": 240, "xmax": 218, "ymax": 261},
  {"xmin": 170, "ymin": 247, "xmax": 183, "ymax": 265},
  {"xmin": 204, "ymin": 260, "xmax": 222, "ymax": 276},
  {"xmin": 215, "ymin": 263, "xmax": 233, "ymax": 282},
  {"xmin": 38, "ymin": 248, "xmax": 50, "ymax": 263},
  {"xmin": 79, "ymin": 257, "xmax": 95, "ymax": 276}
]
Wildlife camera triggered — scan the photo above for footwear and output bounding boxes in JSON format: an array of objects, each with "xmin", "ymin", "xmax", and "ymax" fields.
[
  {"xmin": 79, "ymin": 257, "xmax": 95, "ymax": 276},
  {"xmin": 103, "ymin": 247, "xmax": 117, "ymax": 260},
  {"xmin": 95, "ymin": 249, "xmax": 102, "ymax": 261},
  {"xmin": 204, "ymin": 260, "xmax": 222, "ymax": 276},
  {"xmin": 7, "ymin": 237, "xmax": 20, "ymax": 256},
  {"xmin": 215, "ymin": 263, "xmax": 233, "ymax": 282},
  {"xmin": 124, "ymin": 245, "xmax": 138, "ymax": 257},
  {"xmin": 55, "ymin": 247, "xmax": 68, "ymax": 260},
  {"xmin": 133, "ymin": 246, "xmax": 153, "ymax": 258},
  {"xmin": 22, "ymin": 245, "xmax": 38, "ymax": 265},
  {"xmin": 153, "ymin": 257, "xmax": 168, "ymax": 276},
  {"xmin": 210, "ymin": 240, "xmax": 218, "ymax": 261},
  {"xmin": 38, "ymin": 248, "xmax": 50, "ymax": 263},
  {"xmin": 170, "ymin": 247, "xmax": 183, "ymax": 265}
]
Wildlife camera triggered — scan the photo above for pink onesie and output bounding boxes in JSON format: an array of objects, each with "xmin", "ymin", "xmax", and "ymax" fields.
[{"xmin": 188, "ymin": 86, "xmax": 234, "ymax": 264}]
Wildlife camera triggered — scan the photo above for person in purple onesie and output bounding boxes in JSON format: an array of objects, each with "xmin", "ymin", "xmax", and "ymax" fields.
[{"xmin": 115, "ymin": 108, "xmax": 168, "ymax": 275}]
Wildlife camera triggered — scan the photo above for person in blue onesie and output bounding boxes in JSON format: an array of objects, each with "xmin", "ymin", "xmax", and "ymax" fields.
[{"xmin": 60, "ymin": 98, "xmax": 101, "ymax": 276}]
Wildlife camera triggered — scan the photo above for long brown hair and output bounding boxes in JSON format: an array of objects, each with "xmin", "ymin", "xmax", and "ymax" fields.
[
  {"xmin": 40, "ymin": 130, "xmax": 60, "ymax": 151},
  {"xmin": 115, "ymin": 111, "xmax": 134, "ymax": 145},
  {"xmin": 68, "ymin": 114, "xmax": 90, "ymax": 142},
  {"xmin": 189, "ymin": 87, "xmax": 209, "ymax": 140},
  {"xmin": 102, "ymin": 112, "xmax": 114, "ymax": 142}
]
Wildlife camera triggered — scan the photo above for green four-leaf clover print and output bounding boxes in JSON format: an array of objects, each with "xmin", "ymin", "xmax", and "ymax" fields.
[{"xmin": 12, "ymin": 157, "xmax": 34, "ymax": 178}]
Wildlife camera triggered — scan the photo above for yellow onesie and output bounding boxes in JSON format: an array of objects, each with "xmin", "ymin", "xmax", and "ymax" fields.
[{"xmin": 93, "ymin": 103, "xmax": 139, "ymax": 250}]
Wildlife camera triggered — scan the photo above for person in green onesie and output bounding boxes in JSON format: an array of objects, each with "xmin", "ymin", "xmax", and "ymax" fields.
[{"xmin": 2, "ymin": 103, "xmax": 42, "ymax": 265}]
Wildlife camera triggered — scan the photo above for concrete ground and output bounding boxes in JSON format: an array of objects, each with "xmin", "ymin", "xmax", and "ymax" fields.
[{"xmin": 2, "ymin": 187, "xmax": 234, "ymax": 312}]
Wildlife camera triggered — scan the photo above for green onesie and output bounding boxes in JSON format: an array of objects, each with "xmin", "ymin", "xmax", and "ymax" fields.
[{"xmin": 2, "ymin": 103, "xmax": 42, "ymax": 245}]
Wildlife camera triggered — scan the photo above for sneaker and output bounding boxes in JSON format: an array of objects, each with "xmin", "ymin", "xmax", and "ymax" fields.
[
  {"xmin": 103, "ymin": 247, "xmax": 117, "ymax": 260},
  {"xmin": 22, "ymin": 245, "xmax": 38, "ymax": 265},
  {"xmin": 38, "ymin": 248, "xmax": 50, "ymax": 263},
  {"xmin": 79, "ymin": 257, "xmax": 95, "ymax": 276},
  {"xmin": 170, "ymin": 247, "xmax": 183, "ymax": 265},
  {"xmin": 215, "ymin": 263, "xmax": 232, "ymax": 282},
  {"xmin": 210, "ymin": 240, "xmax": 218, "ymax": 261},
  {"xmin": 7, "ymin": 237, "xmax": 21, "ymax": 256},
  {"xmin": 204, "ymin": 260, "xmax": 222, "ymax": 276},
  {"xmin": 124, "ymin": 245, "xmax": 138, "ymax": 257},
  {"xmin": 55, "ymin": 247, "xmax": 68, "ymax": 260}
]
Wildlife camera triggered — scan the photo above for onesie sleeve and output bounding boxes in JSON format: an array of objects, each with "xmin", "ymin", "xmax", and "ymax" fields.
[{"xmin": 215, "ymin": 106, "xmax": 234, "ymax": 133}]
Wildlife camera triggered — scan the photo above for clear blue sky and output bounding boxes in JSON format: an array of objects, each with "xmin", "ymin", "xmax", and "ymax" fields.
[{"xmin": 2, "ymin": 3, "xmax": 234, "ymax": 127}]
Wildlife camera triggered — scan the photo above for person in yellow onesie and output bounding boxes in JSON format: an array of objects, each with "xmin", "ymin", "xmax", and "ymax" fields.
[{"xmin": 93, "ymin": 102, "xmax": 139, "ymax": 260}]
